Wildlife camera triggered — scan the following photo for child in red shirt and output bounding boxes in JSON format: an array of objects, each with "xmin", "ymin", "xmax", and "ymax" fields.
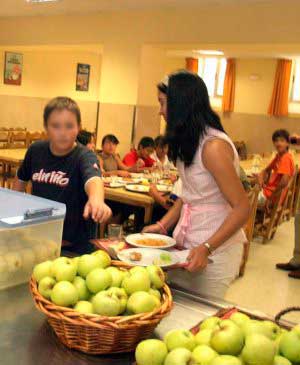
[{"xmin": 123, "ymin": 136, "xmax": 155, "ymax": 168}]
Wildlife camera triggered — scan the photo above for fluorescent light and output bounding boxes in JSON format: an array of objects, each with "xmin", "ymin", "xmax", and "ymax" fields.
[
  {"xmin": 26, "ymin": 0, "xmax": 60, "ymax": 3},
  {"xmin": 193, "ymin": 50, "xmax": 224, "ymax": 56}
]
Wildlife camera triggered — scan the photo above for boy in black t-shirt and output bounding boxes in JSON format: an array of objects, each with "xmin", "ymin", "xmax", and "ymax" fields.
[{"xmin": 13, "ymin": 97, "xmax": 112, "ymax": 253}]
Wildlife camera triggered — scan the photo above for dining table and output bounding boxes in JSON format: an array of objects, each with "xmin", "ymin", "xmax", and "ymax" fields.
[{"xmin": 0, "ymin": 148, "xmax": 27, "ymax": 187}]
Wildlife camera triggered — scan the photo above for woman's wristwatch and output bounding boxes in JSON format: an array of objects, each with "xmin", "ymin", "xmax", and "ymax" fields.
[{"xmin": 203, "ymin": 242, "xmax": 213, "ymax": 255}]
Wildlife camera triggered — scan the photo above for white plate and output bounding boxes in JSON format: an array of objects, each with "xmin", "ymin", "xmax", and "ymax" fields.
[
  {"xmin": 109, "ymin": 182, "xmax": 125, "ymax": 188},
  {"xmin": 157, "ymin": 184, "xmax": 173, "ymax": 193},
  {"xmin": 118, "ymin": 248, "xmax": 180, "ymax": 267},
  {"xmin": 125, "ymin": 233, "xmax": 176, "ymax": 249},
  {"xmin": 125, "ymin": 184, "xmax": 150, "ymax": 193}
]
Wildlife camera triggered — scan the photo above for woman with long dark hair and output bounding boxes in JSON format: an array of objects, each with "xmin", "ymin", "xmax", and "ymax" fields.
[{"xmin": 144, "ymin": 71, "xmax": 250, "ymax": 298}]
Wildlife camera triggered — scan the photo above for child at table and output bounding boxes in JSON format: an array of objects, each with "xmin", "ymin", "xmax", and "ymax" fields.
[
  {"xmin": 151, "ymin": 135, "xmax": 175, "ymax": 170},
  {"xmin": 123, "ymin": 137, "xmax": 155, "ymax": 169},
  {"xmin": 256, "ymin": 129, "xmax": 295, "ymax": 208},
  {"xmin": 77, "ymin": 129, "xmax": 96, "ymax": 151},
  {"xmin": 13, "ymin": 97, "xmax": 112, "ymax": 254}
]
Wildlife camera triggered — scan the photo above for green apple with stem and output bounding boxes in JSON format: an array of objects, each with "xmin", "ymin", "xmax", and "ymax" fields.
[
  {"xmin": 77, "ymin": 254, "xmax": 102, "ymax": 278},
  {"xmin": 279, "ymin": 330, "xmax": 300, "ymax": 363},
  {"xmin": 164, "ymin": 348, "xmax": 192, "ymax": 365},
  {"xmin": 210, "ymin": 355, "xmax": 242, "ymax": 365},
  {"xmin": 263, "ymin": 321, "xmax": 282, "ymax": 340},
  {"xmin": 53, "ymin": 258, "xmax": 77, "ymax": 282},
  {"xmin": 73, "ymin": 276, "xmax": 91, "ymax": 300},
  {"xmin": 50, "ymin": 257, "xmax": 69, "ymax": 277},
  {"xmin": 195, "ymin": 329, "xmax": 213, "ymax": 346},
  {"xmin": 105, "ymin": 266, "xmax": 125, "ymax": 287},
  {"xmin": 164, "ymin": 329, "xmax": 196, "ymax": 351},
  {"xmin": 50, "ymin": 281, "xmax": 78, "ymax": 307},
  {"xmin": 126, "ymin": 291, "xmax": 158, "ymax": 314},
  {"xmin": 242, "ymin": 333, "xmax": 276, "ymax": 365},
  {"xmin": 92, "ymin": 291, "xmax": 120, "ymax": 316},
  {"xmin": 130, "ymin": 266, "xmax": 148, "ymax": 275},
  {"xmin": 122, "ymin": 271, "xmax": 151, "ymax": 295},
  {"xmin": 191, "ymin": 345, "xmax": 218, "ymax": 365},
  {"xmin": 135, "ymin": 339, "xmax": 168, "ymax": 365},
  {"xmin": 86, "ymin": 268, "xmax": 112, "ymax": 293},
  {"xmin": 38, "ymin": 276, "xmax": 56, "ymax": 299},
  {"xmin": 74, "ymin": 301, "xmax": 94, "ymax": 314},
  {"xmin": 230, "ymin": 312, "xmax": 250, "ymax": 329},
  {"xmin": 200, "ymin": 316, "xmax": 221, "ymax": 331},
  {"xmin": 273, "ymin": 355, "xmax": 292, "ymax": 365},
  {"xmin": 107, "ymin": 287, "xmax": 128, "ymax": 313},
  {"xmin": 146, "ymin": 265, "xmax": 165, "ymax": 289},
  {"xmin": 4, "ymin": 251, "xmax": 22, "ymax": 272},
  {"xmin": 33, "ymin": 260, "xmax": 53, "ymax": 282},
  {"xmin": 91, "ymin": 250, "xmax": 111, "ymax": 268}
]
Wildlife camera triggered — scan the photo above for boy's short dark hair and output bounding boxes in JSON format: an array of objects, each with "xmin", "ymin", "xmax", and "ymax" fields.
[
  {"xmin": 154, "ymin": 135, "xmax": 168, "ymax": 148},
  {"xmin": 44, "ymin": 97, "xmax": 81, "ymax": 126},
  {"xmin": 77, "ymin": 130, "xmax": 93, "ymax": 146},
  {"xmin": 272, "ymin": 129, "xmax": 290, "ymax": 143},
  {"xmin": 102, "ymin": 134, "xmax": 119, "ymax": 146},
  {"xmin": 138, "ymin": 136, "xmax": 155, "ymax": 149}
]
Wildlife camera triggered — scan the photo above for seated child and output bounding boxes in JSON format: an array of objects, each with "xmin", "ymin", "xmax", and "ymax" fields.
[{"xmin": 123, "ymin": 136, "xmax": 155, "ymax": 169}]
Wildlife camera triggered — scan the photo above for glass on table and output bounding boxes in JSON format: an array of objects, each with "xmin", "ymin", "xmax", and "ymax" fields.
[{"xmin": 108, "ymin": 224, "xmax": 122, "ymax": 240}]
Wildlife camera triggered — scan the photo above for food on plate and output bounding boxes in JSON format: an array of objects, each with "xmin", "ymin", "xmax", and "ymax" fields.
[
  {"xmin": 153, "ymin": 252, "xmax": 172, "ymax": 265},
  {"xmin": 129, "ymin": 251, "xmax": 142, "ymax": 261},
  {"xmin": 136, "ymin": 238, "xmax": 167, "ymax": 247}
]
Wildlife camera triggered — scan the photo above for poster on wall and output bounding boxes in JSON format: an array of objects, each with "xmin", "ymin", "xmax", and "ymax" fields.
[
  {"xmin": 76, "ymin": 63, "xmax": 90, "ymax": 91},
  {"xmin": 4, "ymin": 52, "xmax": 23, "ymax": 86}
]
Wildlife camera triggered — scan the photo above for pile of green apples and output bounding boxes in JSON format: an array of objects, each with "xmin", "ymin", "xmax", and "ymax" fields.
[
  {"xmin": 33, "ymin": 250, "xmax": 166, "ymax": 316},
  {"xmin": 135, "ymin": 312, "xmax": 300, "ymax": 365}
]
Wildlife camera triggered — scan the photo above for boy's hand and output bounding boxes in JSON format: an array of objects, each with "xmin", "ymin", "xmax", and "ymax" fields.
[{"xmin": 83, "ymin": 199, "xmax": 112, "ymax": 223}]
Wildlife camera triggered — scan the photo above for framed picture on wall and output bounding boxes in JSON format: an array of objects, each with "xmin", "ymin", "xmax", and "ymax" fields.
[
  {"xmin": 4, "ymin": 52, "xmax": 23, "ymax": 86},
  {"xmin": 76, "ymin": 63, "xmax": 90, "ymax": 91}
]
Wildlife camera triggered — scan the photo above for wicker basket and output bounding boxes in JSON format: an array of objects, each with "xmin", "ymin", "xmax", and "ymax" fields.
[{"xmin": 30, "ymin": 260, "xmax": 173, "ymax": 355}]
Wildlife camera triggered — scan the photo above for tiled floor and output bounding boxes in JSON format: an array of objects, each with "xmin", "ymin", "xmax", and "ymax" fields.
[{"xmin": 226, "ymin": 218, "xmax": 300, "ymax": 324}]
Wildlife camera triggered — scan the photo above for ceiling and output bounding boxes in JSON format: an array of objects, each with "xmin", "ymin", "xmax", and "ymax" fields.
[{"xmin": 0, "ymin": 0, "xmax": 293, "ymax": 17}]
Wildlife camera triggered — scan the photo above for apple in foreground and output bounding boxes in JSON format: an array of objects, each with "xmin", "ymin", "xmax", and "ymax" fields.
[
  {"xmin": 50, "ymin": 281, "xmax": 78, "ymax": 307},
  {"xmin": 135, "ymin": 339, "xmax": 168, "ymax": 365},
  {"xmin": 73, "ymin": 276, "xmax": 91, "ymax": 300},
  {"xmin": 38, "ymin": 276, "xmax": 56, "ymax": 299},
  {"xmin": 210, "ymin": 319, "xmax": 244, "ymax": 356},
  {"xmin": 146, "ymin": 265, "xmax": 165, "ymax": 289},
  {"xmin": 263, "ymin": 320, "xmax": 282, "ymax": 340},
  {"xmin": 105, "ymin": 267, "xmax": 125, "ymax": 287},
  {"xmin": 210, "ymin": 355, "xmax": 242, "ymax": 365},
  {"xmin": 91, "ymin": 250, "xmax": 111, "ymax": 268},
  {"xmin": 243, "ymin": 319, "xmax": 273, "ymax": 340},
  {"xmin": 279, "ymin": 330, "xmax": 300, "ymax": 363},
  {"xmin": 230, "ymin": 312, "xmax": 250, "ymax": 328},
  {"xmin": 164, "ymin": 329, "xmax": 196, "ymax": 351},
  {"xmin": 33, "ymin": 260, "xmax": 53, "ymax": 282},
  {"xmin": 149, "ymin": 288, "xmax": 161, "ymax": 300},
  {"xmin": 273, "ymin": 355, "xmax": 292, "ymax": 365},
  {"xmin": 86, "ymin": 268, "xmax": 112, "ymax": 293},
  {"xmin": 122, "ymin": 271, "xmax": 151, "ymax": 295},
  {"xmin": 241, "ymin": 333, "xmax": 276, "ymax": 365},
  {"xmin": 92, "ymin": 291, "xmax": 120, "ymax": 316},
  {"xmin": 164, "ymin": 348, "xmax": 192, "ymax": 365},
  {"xmin": 195, "ymin": 329, "xmax": 213, "ymax": 346},
  {"xmin": 53, "ymin": 259, "xmax": 77, "ymax": 282},
  {"xmin": 126, "ymin": 291, "xmax": 158, "ymax": 314},
  {"xmin": 74, "ymin": 301, "xmax": 94, "ymax": 314},
  {"xmin": 107, "ymin": 287, "xmax": 128, "ymax": 313},
  {"xmin": 50, "ymin": 257, "xmax": 69, "ymax": 277},
  {"xmin": 77, "ymin": 254, "xmax": 102, "ymax": 278},
  {"xmin": 130, "ymin": 266, "xmax": 148, "ymax": 275},
  {"xmin": 200, "ymin": 316, "xmax": 221, "ymax": 331},
  {"xmin": 191, "ymin": 344, "xmax": 218, "ymax": 365}
]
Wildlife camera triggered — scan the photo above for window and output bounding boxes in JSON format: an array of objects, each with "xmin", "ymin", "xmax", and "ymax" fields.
[
  {"xmin": 291, "ymin": 60, "xmax": 300, "ymax": 102},
  {"xmin": 197, "ymin": 57, "xmax": 227, "ymax": 97}
]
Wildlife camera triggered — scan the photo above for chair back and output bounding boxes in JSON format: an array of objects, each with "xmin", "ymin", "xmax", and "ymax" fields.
[
  {"xmin": 27, "ymin": 131, "xmax": 44, "ymax": 145},
  {"xmin": 9, "ymin": 131, "xmax": 28, "ymax": 148},
  {"xmin": 244, "ymin": 185, "xmax": 260, "ymax": 242},
  {"xmin": 0, "ymin": 131, "xmax": 9, "ymax": 148}
]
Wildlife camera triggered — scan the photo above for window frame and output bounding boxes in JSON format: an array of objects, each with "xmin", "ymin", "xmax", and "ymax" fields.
[{"xmin": 290, "ymin": 60, "xmax": 300, "ymax": 103}]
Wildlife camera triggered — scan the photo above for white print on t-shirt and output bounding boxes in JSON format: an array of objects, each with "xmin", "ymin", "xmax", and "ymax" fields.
[{"xmin": 32, "ymin": 169, "xmax": 69, "ymax": 187}]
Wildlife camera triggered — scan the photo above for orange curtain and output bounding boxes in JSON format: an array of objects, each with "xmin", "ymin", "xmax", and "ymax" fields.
[
  {"xmin": 268, "ymin": 59, "xmax": 292, "ymax": 117},
  {"xmin": 222, "ymin": 58, "xmax": 236, "ymax": 113},
  {"xmin": 186, "ymin": 58, "xmax": 198, "ymax": 73}
]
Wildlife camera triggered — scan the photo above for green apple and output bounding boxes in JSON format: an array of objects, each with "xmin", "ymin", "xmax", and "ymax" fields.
[
  {"xmin": 92, "ymin": 291, "xmax": 120, "ymax": 316},
  {"xmin": 122, "ymin": 271, "xmax": 151, "ymax": 295},
  {"xmin": 91, "ymin": 250, "xmax": 111, "ymax": 268},
  {"xmin": 200, "ymin": 316, "xmax": 221, "ymax": 331},
  {"xmin": 164, "ymin": 348, "xmax": 192, "ymax": 365},
  {"xmin": 19, "ymin": 248, "xmax": 36, "ymax": 272},
  {"xmin": 191, "ymin": 344, "xmax": 218, "ymax": 365},
  {"xmin": 243, "ymin": 319, "xmax": 273, "ymax": 339},
  {"xmin": 135, "ymin": 339, "xmax": 168, "ymax": 365},
  {"xmin": 0, "ymin": 257, "xmax": 9, "ymax": 282},
  {"xmin": 210, "ymin": 355, "xmax": 242, "ymax": 365},
  {"xmin": 149, "ymin": 288, "xmax": 161, "ymax": 300},
  {"xmin": 46, "ymin": 240, "xmax": 60, "ymax": 258},
  {"xmin": 53, "ymin": 259, "xmax": 77, "ymax": 282},
  {"xmin": 130, "ymin": 266, "xmax": 148, "ymax": 275},
  {"xmin": 263, "ymin": 321, "xmax": 282, "ymax": 340},
  {"xmin": 195, "ymin": 329, "xmax": 213, "ymax": 346},
  {"xmin": 74, "ymin": 301, "xmax": 94, "ymax": 314},
  {"xmin": 4, "ymin": 252, "xmax": 22, "ymax": 272},
  {"xmin": 293, "ymin": 324, "xmax": 300, "ymax": 335},
  {"xmin": 33, "ymin": 260, "xmax": 53, "ymax": 282},
  {"xmin": 105, "ymin": 267, "xmax": 125, "ymax": 287},
  {"xmin": 71, "ymin": 256, "xmax": 79, "ymax": 271},
  {"xmin": 164, "ymin": 329, "xmax": 196, "ymax": 351},
  {"xmin": 273, "ymin": 355, "xmax": 292, "ymax": 365},
  {"xmin": 230, "ymin": 312, "xmax": 250, "ymax": 329},
  {"xmin": 77, "ymin": 254, "xmax": 102, "ymax": 278},
  {"xmin": 86, "ymin": 268, "xmax": 112, "ymax": 293},
  {"xmin": 50, "ymin": 257, "xmax": 69, "ymax": 277},
  {"xmin": 38, "ymin": 276, "xmax": 56, "ymax": 299},
  {"xmin": 33, "ymin": 245, "xmax": 49, "ymax": 263},
  {"xmin": 127, "ymin": 291, "xmax": 158, "ymax": 314},
  {"xmin": 242, "ymin": 334, "xmax": 276, "ymax": 365},
  {"xmin": 279, "ymin": 330, "xmax": 300, "ymax": 363},
  {"xmin": 146, "ymin": 265, "xmax": 165, "ymax": 289},
  {"xmin": 107, "ymin": 287, "xmax": 128, "ymax": 313},
  {"xmin": 73, "ymin": 276, "xmax": 91, "ymax": 300},
  {"xmin": 50, "ymin": 281, "xmax": 78, "ymax": 307}
]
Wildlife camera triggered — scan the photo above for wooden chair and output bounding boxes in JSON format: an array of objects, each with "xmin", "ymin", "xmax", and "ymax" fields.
[
  {"xmin": 254, "ymin": 177, "xmax": 294, "ymax": 243},
  {"xmin": 9, "ymin": 131, "xmax": 28, "ymax": 148},
  {"xmin": 0, "ymin": 131, "xmax": 9, "ymax": 149},
  {"xmin": 281, "ymin": 166, "xmax": 298, "ymax": 222},
  {"xmin": 27, "ymin": 131, "xmax": 44, "ymax": 145},
  {"xmin": 239, "ymin": 185, "xmax": 260, "ymax": 276}
]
